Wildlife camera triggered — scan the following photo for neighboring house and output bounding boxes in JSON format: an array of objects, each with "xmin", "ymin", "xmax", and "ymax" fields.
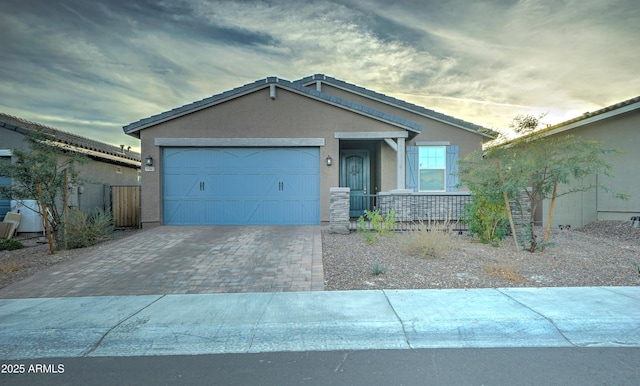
[
  {"xmin": 0, "ymin": 113, "xmax": 141, "ymax": 219},
  {"xmin": 123, "ymin": 74, "xmax": 494, "ymax": 227},
  {"xmin": 527, "ymin": 96, "xmax": 640, "ymax": 229}
]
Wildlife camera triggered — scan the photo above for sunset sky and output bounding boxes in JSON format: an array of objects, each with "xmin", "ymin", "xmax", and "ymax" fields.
[{"xmin": 1, "ymin": 0, "xmax": 638, "ymax": 152}]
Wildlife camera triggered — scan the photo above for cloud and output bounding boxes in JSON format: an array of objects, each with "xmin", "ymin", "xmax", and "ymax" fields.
[
  {"xmin": 348, "ymin": 0, "xmax": 640, "ymax": 125},
  {"xmin": 0, "ymin": 0, "xmax": 639, "ymax": 150}
]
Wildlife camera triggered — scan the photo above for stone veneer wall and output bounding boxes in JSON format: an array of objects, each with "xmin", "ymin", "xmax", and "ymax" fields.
[
  {"xmin": 329, "ymin": 188, "xmax": 531, "ymax": 236},
  {"xmin": 329, "ymin": 187, "xmax": 350, "ymax": 234},
  {"xmin": 509, "ymin": 189, "xmax": 533, "ymax": 241},
  {"xmin": 377, "ymin": 190, "xmax": 473, "ymax": 221}
]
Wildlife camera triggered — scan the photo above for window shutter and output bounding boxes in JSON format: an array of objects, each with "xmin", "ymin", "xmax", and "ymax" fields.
[
  {"xmin": 406, "ymin": 146, "xmax": 419, "ymax": 192},
  {"xmin": 446, "ymin": 145, "xmax": 459, "ymax": 192}
]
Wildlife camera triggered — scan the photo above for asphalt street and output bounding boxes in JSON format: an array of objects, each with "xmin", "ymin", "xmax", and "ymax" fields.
[{"xmin": 2, "ymin": 348, "xmax": 639, "ymax": 385}]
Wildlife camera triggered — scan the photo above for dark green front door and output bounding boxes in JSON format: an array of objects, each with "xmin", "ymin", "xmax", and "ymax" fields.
[{"xmin": 340, "ymin": 150, "xmax": 370, "ymax": 217}]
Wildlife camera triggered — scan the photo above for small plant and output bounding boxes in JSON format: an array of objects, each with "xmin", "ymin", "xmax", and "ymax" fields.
[
  {"xmin": 357, "ymin": 215, "xmax": 376, "ymax": 245},
  {"xmin": 627, "ymin": 257, "xmax": 640, "ymax": 277},
  {"xmin": 403, "ymin": 217, "xmax": 459, "ymax": 258},
  {"xmin": 64, "ymin": 207, "xmax": 114, "ymax": 249},
  {"xmin": 518, "ymin": 224, "xmax": 555, "ymax": 252},
  {"xmin": 356, "ymin": 209, "xmax": 396, "ymax": 245},
  {"xmin": 371, "ymin": 258, "xmax": 387, "ymax": 276},
  {"xmin": 0, "ymin": 238, "xmax": 23, "ymax": 251}
]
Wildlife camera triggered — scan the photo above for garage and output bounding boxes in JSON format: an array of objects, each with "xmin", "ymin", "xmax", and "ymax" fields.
[
  {"xmin": 162, "ymin": 147, "xmax": 320, "ymax": 225},
  {"xmin": 0, "ymin": 156, "xmax": 11, "ymax": 218}
]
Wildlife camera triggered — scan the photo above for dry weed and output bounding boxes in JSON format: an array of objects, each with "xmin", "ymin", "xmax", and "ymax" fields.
[
  {"xmin": 484, "ymin": 264, "xmax": 526, "ymax": 283},
  {"xmin": 0, "ymin": 261, "xmax": 24, "ymax": 275},
  {"xmin": 403, "ymin": 218, "xmax": 462, "ymax": 258}
]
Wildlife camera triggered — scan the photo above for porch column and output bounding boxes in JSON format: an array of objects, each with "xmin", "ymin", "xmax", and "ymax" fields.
[{"xmin": 396, "ymin": 137, "xmax": 405, "ymax": 189}]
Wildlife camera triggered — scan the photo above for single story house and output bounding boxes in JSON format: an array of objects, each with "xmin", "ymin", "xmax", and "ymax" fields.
[
  {"xmin": 533, "ymin": 95, "xmax": 640, "ymax": 228},
  {"xmin": 123, "ymin": 74, "xmax": 494, "ymax": 227},
  {"xmin": 1, "ymin": 113, "xmax": 141, "ymax": 220}
]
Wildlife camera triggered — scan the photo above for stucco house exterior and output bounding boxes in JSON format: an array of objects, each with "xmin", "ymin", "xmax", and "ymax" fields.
[
  {"xmin": 1, "ymin": 113, "xmax": 141, "ymax": 220},
  {"xmin": 533, "ymin": 96, "xmax": 640, "ymax": 229},
  {"xmin": 123, "ymin": 74, "xmax": 494, "ymax": 227}
]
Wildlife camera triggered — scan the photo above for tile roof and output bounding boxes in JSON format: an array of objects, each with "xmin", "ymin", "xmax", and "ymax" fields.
[
  {"xmin": 0, "ymin": 113, "xmax": 141, "ymax": 165},
  {"xmin": 123, "ymin": 76, "xmax": 423, "ymax": 136},
  {"xmin": 490, "ymin": 95, "xmax": 640, "ymax": 148},
  {"xmin": 538, "ymin": 94, "xmax": 640, "ymax": 135},
  {"xmin": 295, "ymin": 74, "xmax": 494, "ymax": 137}
]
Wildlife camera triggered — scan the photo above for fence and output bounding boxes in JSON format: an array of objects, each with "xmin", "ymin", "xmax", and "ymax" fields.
[{"xmin": 111, "ymin": 185, "xmax": 141, "ymax": 228}]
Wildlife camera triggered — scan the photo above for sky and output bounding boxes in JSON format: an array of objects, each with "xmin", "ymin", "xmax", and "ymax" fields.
[{"xmin": 1, "ymin": 0, "xmax": 639, "ymax": 153}]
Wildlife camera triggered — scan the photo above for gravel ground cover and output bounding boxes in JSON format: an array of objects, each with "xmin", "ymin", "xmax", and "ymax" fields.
[
  {"xmin": 1, "ymin": 221, "xmax": 639, "ymax": 291},
  {"xmin": 322, "ymin": 220, "xmax": 640, "ymax": 290}
]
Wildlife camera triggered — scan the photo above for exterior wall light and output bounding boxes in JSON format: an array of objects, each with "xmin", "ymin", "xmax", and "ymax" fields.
[
  {"xmin": 326, "ymin": 155, "xmax": 332, "ymax": 166},
  {"xmin": 145, "ymin": 155, "xmax": 153, "ymax": 166}
]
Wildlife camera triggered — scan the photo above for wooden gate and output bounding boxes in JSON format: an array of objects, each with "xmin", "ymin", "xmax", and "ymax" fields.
[{"xmin": 111, "ymin": 185, "xmax": 141, "ymax": 228}]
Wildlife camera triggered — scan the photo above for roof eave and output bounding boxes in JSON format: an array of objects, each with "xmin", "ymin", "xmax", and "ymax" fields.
[
  {"xmin": 536, "ymin": 99, "xmax": 640, "ymax": 138},
  {"xmin": 297, "ymin": 75, "xmax": 493, "ymax": 138},
  {"xmin": 123, "ymin": 83, "xmax": 273, "ymax": 135},
  {"xmin": 281, "ymin": 86, "xmax": 421, "ymax": 134},
  {"xmin": 123, "ymin": 77, "xmax": 422, "ymax": 135},
  {"xmin": 1, "ymin": 115, "xmax": 141, "ymax": 163}
]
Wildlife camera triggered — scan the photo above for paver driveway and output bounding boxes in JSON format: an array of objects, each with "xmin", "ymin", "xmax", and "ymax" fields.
[{"xmin": 0, "ymin": 226, "xmax": 324, "ymax": 298}]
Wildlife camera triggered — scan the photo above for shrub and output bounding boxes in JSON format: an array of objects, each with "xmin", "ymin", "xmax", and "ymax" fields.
[
  {"xmin": 357, "ymin": 209, "xmax": 396, "ymax": 245},
  {"xmin": 403, "ymin": 218, "xmax": 460, "ymax": 258},
  {"xmin": 64, "ymin": 208, "xmax": 114, "ymax": 249},
  {"xmin": 462, "ymin": 194, "xmax": 509, "ymax": 246},
  {"xmin": 0, "ymin": 238, "xmax": 23, "ymax": 251}
]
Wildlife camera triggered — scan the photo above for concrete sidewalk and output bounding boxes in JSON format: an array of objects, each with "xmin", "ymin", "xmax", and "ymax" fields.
[{"xmin": 1, "ymin": 286, "xmax": 639, "ymax": 359}]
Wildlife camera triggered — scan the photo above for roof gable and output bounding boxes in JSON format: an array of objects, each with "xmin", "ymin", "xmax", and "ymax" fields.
[
  {"xmin": 123, "ymin": 76, "xmax": 422, "ymax": 136},
  {"xmin": 295, "ymin": 74, "xmax": 494, "ymax": 138},
  {"xmin": 0, "ymin": 113, "xmax": 140, "ymax": 166}
]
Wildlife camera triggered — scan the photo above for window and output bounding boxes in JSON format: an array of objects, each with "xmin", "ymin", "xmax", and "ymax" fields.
[
  {"xmin": 406, "ymin": 145, "xmax": 458, "ymax": 192},
  {"xmin": 419, "ymin": 146, "xmax": 446, "ymax": 191}
]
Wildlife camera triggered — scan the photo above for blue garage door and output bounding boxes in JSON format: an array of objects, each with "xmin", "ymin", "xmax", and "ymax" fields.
[
  {"xmin": 163, "ymin": 148, "xmax": 320, "ymax": 225},
  {"xmin": 0, "ymin": 157, "xmax": 11, "ymax": 219}
]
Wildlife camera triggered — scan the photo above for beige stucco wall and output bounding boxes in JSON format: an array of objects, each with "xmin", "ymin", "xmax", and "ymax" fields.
[
  {"xmin": 1, "ymin": 129, "xmax": 26, "ymax": 150},
  {"xmin": 138, "ymin": 87, "xmax": 408, "ymax": 226},
  {"xmin": 542, "ymin": 109, "xmax": 639, "ymax": 228},
  {"xmin": 379, "ymin": 143, "xmax": 397, "ymax": 192}
]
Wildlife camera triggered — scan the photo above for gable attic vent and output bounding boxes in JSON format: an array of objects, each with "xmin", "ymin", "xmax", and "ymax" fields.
[{"xmin": 269, "ymin": 84, "xmax": 276, "ymax": 100}]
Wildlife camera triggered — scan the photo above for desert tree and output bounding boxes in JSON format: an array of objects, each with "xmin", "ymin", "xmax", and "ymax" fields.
[
  {"xmin": 0, "ymin": 130, "xmax": 87, "ymax": 252},
  {"xmin": 460, "ymin": 114, "xmax": 627, "ymax": 252}
]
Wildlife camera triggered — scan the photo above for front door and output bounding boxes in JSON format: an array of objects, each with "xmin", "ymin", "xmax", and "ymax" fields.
[{"xmin": 340, "ymin": 150, "xmax": 370, "ymax": 217}]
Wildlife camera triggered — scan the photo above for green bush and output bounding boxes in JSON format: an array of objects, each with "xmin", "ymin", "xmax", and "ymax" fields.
[
  {"xmin": 462, "ymin": 194, "xmax": 509, "ymax": 246},
  {"xmin": 0, "ymin": 238, "xmax": 23, "ymax": 251},
  {"xmin": 356, "ymin": 209, "xmax": 396, "ymax": 245},
  {"xmin": 403, "ymin": 218, "xmax": 460, "ymax": 258},
  {"xmin": 64, "ymin": 208, "xmax": 114, "ymax": 249}
]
